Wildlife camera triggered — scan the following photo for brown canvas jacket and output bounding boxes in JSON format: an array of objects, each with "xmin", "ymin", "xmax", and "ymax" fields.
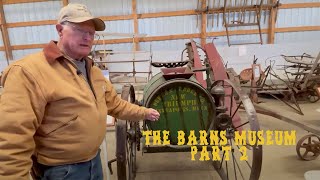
[{"xmin": 0, "ymin": 41, "xmax": 147, "ymax": 180}]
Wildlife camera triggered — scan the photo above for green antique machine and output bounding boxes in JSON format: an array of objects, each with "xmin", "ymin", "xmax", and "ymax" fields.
[{"xmin": 110, "ymin": 40, "xmax": 262, "ymax": 180}]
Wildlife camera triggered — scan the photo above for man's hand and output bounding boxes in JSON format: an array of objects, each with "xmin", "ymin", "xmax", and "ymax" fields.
[{"xmin": 145, "ymin": 108, "xmax": 160, "ymax": 121}]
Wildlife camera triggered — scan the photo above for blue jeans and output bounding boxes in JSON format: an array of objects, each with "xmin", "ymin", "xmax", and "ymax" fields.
[{"xmin": 41, "ymin": 151, "xmax": 103, "ymax": 180}]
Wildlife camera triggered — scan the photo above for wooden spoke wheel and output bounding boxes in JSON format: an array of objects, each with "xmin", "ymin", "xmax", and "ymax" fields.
[
  {"xmin": 116, "ymin": 85, "xmax": 139, "ymax": 180},
  {"xmin": 212, "ymin": 79, "xmax": 263, "ymax": 180},
  {"xmin": 296, "ymin": 134, "xmax": 320, "ymax": 161}
]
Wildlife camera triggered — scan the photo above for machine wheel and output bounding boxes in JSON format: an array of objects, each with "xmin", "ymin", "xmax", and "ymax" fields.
[
  {"xmin": 307, "ymin": 89, "xmax": 320, "ymax": 103},
  {"xmin": 212, "ymin": 79, "xmax": 262, "ymax": 180},
  {"xmin": 296, "ymin": 134, "xmax": 320, "ymax": 161},
  {"xmin": 306, "ymin": 82, "xmax": 320, "ymax": 103},
  {"xmin": 116, "ymin": 85, "xmax": 138, "ymax": 180}
]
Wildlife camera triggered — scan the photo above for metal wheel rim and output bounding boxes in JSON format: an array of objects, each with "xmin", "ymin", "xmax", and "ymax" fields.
[
  {"xmin": 296, "ymin": 134, "xmax": 320, "ymax": 161},
  {"xmin": 307, "ymin": 89, "xmax": 320, "ymax": 103},
  {"xmin": 116, "ymin": 85, "xmax": 137, "ymax": 180}
]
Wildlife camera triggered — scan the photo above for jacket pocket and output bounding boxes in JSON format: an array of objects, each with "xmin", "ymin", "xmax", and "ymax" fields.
[{"xmin": 44, "ymin": 115, "xmax": 78, "ymax": 135}]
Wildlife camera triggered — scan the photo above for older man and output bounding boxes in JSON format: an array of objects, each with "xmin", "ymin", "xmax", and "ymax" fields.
[{"xmin": 0, "ymin": 3, "xmax": 159, "ymax": 180}]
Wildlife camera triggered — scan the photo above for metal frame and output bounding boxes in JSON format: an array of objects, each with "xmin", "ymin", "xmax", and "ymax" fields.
[{"xmin": 109, "ymin": 40, "xmax": 263, "ymax": 180}]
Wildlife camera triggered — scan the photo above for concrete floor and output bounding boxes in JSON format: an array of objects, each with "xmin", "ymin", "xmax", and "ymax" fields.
[{"xmin": 102, "ymin": 97, "xmax": 320, "ymax": 180}]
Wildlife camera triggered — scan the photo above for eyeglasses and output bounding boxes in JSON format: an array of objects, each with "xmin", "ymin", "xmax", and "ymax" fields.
[{"xmin": 62, "ymin": 22, "xmax": 97, "ymax": 39}]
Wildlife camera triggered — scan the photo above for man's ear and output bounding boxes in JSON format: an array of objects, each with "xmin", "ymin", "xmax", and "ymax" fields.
[{"xmin": 56, "ymin": 24, "xmax": 63, "ymax": 37}]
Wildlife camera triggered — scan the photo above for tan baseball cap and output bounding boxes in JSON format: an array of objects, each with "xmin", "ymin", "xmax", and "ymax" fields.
[{"xmin": 58, "ymin": 3, "xmax": 105, "ymax": 31}]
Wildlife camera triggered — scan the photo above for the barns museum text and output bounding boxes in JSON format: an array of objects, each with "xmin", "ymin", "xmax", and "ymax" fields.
[{"xmin": 142, "ymin": 130, "xmax": 296, "ymax": 161}]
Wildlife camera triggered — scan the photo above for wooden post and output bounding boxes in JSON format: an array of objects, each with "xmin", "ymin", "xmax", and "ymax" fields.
[
  {"xmin": 132, "ymin": 0, "xmax": 139, "ymax": 51},
  {"xmin": 0, "ymin": 1, "xmax": 13, "ymax": 63},
  {"xmin": 62, "ymin": 0, "xmax": 68, "ymax": 6},
  {"xmin": 2, "ymin": 0, "xmax": 48, "ymax": 4},
  {"xmin": 200, "ymin": 0, "xmax": 207, "ymax": 47},
  {"xmin": 268, "ymin": 0, "xmax": 276, "ymax": 44}
]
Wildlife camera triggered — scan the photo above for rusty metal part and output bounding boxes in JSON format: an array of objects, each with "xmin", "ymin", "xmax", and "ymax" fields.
[
  {"xmin": 252, "ymin": 102, "xmax": 320, "ymax": 161},
  {"xmin": 254, "ymin": 105, "xmax": 320, "ymax": 136},
  {"xmin": 300, "ymin": 52, "xmax": 320, "ymax": 91},
  {"xmin": 296, "ymin": 134, "xmax": 320, "ymax": 161},
  {"xmin": 235, "ymin": 53, "xmax": 320, "ymax": 115},
  {"xmin": 307, "ymin": 87, "xmax": 320, "ymax": 103},
  {"xmin": 205, "ymin": 43, "xmax": 242, "ymax": 128},
  {"xmin": 223, "ymin": 0, "xmax": 265, "ymax": 45},
  {"xmin": 151, "ymin": 60, "xmax": 189, "ymax": 68},
  {"xmin": 116, "ymin": 84, "xmax": 138, "ymax": 180},
  {"xmin": 186, "ymin": 40, "xmax": 207, "ymax": 87},
  {"xmin": 212, "ymin": 79, "xmax": 262, "ymax": 180}
]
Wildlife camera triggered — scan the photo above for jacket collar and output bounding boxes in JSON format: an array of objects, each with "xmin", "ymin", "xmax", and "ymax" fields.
[{"xmin": 43, "ymin": 40, "xmax": 94, "ymax": 66}]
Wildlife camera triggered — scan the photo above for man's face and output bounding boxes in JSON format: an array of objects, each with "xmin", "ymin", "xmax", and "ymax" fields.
[{"xmin": 58, "ymin": 21, "xmax": 96, "ymax": 59}]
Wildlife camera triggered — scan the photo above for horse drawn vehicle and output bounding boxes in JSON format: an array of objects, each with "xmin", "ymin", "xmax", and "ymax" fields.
[{"xmin": 108, "ymin": 40, "xmax": 262, "ymax": 180}]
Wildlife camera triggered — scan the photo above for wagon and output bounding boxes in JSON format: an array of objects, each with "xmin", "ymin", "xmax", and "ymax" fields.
[{"xmin": 110, "ymin": 40, "xmax": 263, "ymax": 180}]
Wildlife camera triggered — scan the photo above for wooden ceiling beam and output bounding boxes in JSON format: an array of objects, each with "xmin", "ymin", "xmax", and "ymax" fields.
[
  {"xmin": 4, "ymin": 2, "xmax": 320, "ymax": 28},
  {"xmin": 7, "ymin": 20, "xmax": 56, "ymax": 28},
  {"xmin": 280, "ymin": 2, "xmax": 320, "ymax": 9},
  {"xmin": 0, "ymin": 0, "xmax": 12, "ymax": 63},
  {"xmin": 2, "ymin": 0, "xmax": 49, "ymax": 4},
  {"xmin": 132, "ymin": 0, "xmax": 139, "ymax": 51},
  {"xmin": 200, "ymin": 0, "xmax": 207, "ymax": 47},
  {"xmin": 138, "ymin": 10, "xmax": 197, "ymax": 19},
  {"xmin": 276, "ymin": 26, "xmax": 320, "ymax": 33},
  {"xmin": 6, "ymin": 26, "xmax": 319, "ymax": 50},
  {"xmin": 62, "ymin": 0, "xmax": 68, "ymax": 6},
  {"xmin": 96, "ymin": 15, "xmax": 133, "ymax": 21},
  {"xmin": 268, "ymin": 0, "xmax": 277, "ymax": 44}
]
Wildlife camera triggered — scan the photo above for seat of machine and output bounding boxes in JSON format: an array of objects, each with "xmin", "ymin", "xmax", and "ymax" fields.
[
  {"xmin": 151, "ymin": 61, "xmax": 189, "ymax": 68},
  {"xmin": 161, "ymin": 67, "xmax": 194, "ymax": 80}
]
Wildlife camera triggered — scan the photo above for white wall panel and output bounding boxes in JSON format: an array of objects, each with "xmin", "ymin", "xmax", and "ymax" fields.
[
  {"xmin": 103, "ymin": 20, "xmax": 133, "ymax": 34},
  {"xmin": 0, "ymin": 52, "xmax": 8, "ymax": 72},
  {"xmin": 140, "ymin": 38, "xmax": 201, "ymax": 51},
  {"xmin": 4, "ymin": 1, "xmax": 62, "ymax": 23},
  {"xmin": 275, "ymin": 31, "xmax": 320, "ymax": 44},
  {"xmin": 281, "ymin": 0, "xmax": 319, "ymax": 3},
  {"xmin": 69, "ymin": 0, "xmax": 132, "ymax": 16},
  {"xmin": 0, "ymin": 33, "xmax": 3, "ymax": 46},
  {"xmin": 137, "ymin": 0, "xmax": 198, "ymax": 13},
  {"xmin": 8, "ymin": 25, "xmax": 58, "ymax": 45},
  {"xmin": 12, "ymin": 49, "xmax": 42, "ymax": 61},
  {"xmin": 277, "ymin": 8, "xmax": 320, "ymax": 28},
  {"xmin": 139, "ymin": 16, "xmax": 199, "ymax": 36}
]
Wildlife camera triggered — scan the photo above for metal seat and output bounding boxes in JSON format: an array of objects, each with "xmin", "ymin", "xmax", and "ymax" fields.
[{"xmin": 151, "ymin": 61, "xmax": 189, "ymax": 68}]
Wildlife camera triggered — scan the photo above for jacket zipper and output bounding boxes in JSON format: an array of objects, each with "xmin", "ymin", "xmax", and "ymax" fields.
[{"xmin": 63, "ymin": 56, "xmax": 98, "ymax": 104}]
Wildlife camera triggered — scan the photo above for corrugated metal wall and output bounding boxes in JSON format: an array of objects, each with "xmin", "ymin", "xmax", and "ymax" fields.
[
  {"xmin": 275, "ymin": 6, "xmax": 320, "ymax": 44},
  {"xmin": 3, "ymin": 1, "xmax": 62, "ymax": 61},
  {"xmin": 0, "ymin": 0, "xmax": 319, "ymax": 71}
]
